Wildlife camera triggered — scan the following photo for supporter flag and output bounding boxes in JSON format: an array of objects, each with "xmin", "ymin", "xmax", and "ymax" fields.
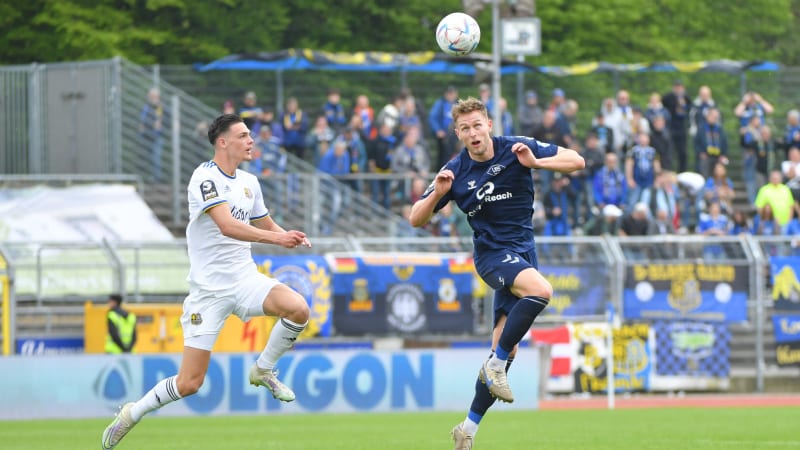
[{"xmin": 531, "ymin": 326, "xmax": 571, "ymax": 376}]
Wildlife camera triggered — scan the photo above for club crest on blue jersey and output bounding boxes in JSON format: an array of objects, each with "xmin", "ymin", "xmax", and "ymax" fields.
[
  {"xmin": 200, "ymin": 180, "xmax": 218, "ymax": 201},
  {"xmin": 486, "ymin": 164, "xmax": 505, "ymax": 176}
]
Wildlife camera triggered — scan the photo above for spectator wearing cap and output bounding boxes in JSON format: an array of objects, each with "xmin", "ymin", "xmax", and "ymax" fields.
[
  {"xmin": 323, "ymin": 88, "xmax": 348, "ymax": 133},
  {"xmin": 583, "ymin": 204, "xmax": 622, "ymax": 236},
  {"xmin": 517, "ymin": 90, "xmax": 543, "ymax": 137},
  {"xmin": 428, "ymin": 85, "xmax": 460, "ymax": 168},
  {"xmin": 661, "ymin": 80, "xmax": 692, "ymax": 172}
]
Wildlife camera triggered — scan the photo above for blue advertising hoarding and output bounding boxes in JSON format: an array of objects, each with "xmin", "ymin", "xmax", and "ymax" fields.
[{"xmin": 0, "ymin": 348, "xmax": 540, "ymax": 419}]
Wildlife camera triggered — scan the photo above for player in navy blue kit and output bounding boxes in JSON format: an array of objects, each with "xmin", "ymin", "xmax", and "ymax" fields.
[{"xmin": 408, "ymin": 97, "xmax": 584, "ymax": 449}]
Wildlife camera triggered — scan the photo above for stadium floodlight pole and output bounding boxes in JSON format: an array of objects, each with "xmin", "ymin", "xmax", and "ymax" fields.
[{"xmin": 491, "ymin": 0, "xmax": 503, "ymax": 136}]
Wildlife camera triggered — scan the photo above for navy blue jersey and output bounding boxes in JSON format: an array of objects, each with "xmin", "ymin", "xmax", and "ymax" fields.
[{"xmin": 423, "ymin": 136, "xmax": 557, "ymax": 253}]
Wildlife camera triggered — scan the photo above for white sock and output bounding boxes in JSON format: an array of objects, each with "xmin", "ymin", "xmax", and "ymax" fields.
[
  {"xmin": 256, "ymin": 318, "xmax": 307, "ymax": 370},
  {"xmin": 129, "ymin": 376, "xmax": 181, "ymax": 422},
  {"xmin": 462, "ymin": 418, "xmax": 479, "ymax": 435},
  {"xmin": 487, "ymin": 353, "xmax": 506, "ymax": 370}
]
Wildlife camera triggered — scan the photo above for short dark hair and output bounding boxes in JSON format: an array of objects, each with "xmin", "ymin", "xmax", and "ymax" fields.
[
  {"xmin": 109, "ymin": 294, "xmax": 123, "ymax": 304},
  {"xmin": 208, "ymin": 113, "xmax": 244, "ymax": 145}
]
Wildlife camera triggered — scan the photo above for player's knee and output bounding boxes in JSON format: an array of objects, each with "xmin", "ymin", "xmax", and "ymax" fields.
[
  {"xmin": 537, "ymin": 279, "xmax": 554, "ymax": 300},
  {"xmin": 287, "ymin": 294, "xmax": 310, "ymax": 324},
  {"xmin": 176, "ymin": 374, "xmax": 204, "ymax": 397}
]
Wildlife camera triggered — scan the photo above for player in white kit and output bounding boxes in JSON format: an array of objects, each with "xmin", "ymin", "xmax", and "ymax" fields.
[{"xmin": 102, "ymin": 113, "xmax": 311, "ymax": 449}]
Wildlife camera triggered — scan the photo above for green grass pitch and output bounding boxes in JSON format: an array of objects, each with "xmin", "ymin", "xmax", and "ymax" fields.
[{"xmin": 1, "ymin": 407, "xmax": 798, "ymax": 449}]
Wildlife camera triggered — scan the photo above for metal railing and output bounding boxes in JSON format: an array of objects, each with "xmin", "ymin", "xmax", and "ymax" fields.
[{"xmin": 1, "ymin": 58, "xmax": 409, "ymax": 238}]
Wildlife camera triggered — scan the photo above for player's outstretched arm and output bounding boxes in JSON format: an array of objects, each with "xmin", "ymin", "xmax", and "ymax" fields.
[
  {"xmin": 514, "ymin": 144, "xmax": 585, "ymax": 173},
  {"xmin": 408, "ymin": 170, "xmax": 454, "ymax": 228},
  {"xmin": 207, "ymin": 204, "xmax": 309, "ymax": 248}
]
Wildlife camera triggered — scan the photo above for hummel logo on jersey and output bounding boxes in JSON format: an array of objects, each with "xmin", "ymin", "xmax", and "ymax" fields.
[
  {"xmin": 467, "ymin": 180, "xmax": 477, "ymax": 190},
  {"xmin": 487, "ymin": 164, "xmax": 505, "ymax": 176},
  {"xmin": 502, "ymin": 254, "xmax": 520, "ymax": 264}
]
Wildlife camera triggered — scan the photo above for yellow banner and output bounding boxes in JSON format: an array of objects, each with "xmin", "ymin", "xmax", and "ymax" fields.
[{"xmin": 84, "ymin": 302, "xmax": 275, "ymax": 354}]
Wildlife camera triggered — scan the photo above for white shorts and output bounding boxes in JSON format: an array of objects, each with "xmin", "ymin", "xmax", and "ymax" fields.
[{"xmin": 181, "ymin": 272, "xmax": 280, "ymax": 351}]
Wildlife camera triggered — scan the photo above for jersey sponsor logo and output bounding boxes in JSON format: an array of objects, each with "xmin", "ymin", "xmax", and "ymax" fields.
[
  {"xmin": 486, "ymin": 164, "xmax": 505, "ymax": 176},
  {"xmin": 200, "ymin": 180, "xmax": 218, "ymax": 201},
  {"xmin": 230, "ymin": 205, "xmax": 251, "ymax": 223},
  {"xmin": 244, "ymin": 187, "xmax": 253, "ymax": 199},
  {"xmin": 468, "ymin": 182, "xmax": 513, "ymax": 217}
]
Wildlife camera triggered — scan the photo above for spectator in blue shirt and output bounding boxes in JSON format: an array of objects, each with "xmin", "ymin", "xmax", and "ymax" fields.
[
  {"xmin": 698, "ymin": 202, "xmax": 729, "ymax": 259},
  {"xmin": 594, "ymin": 152, "xmax": 628, "ymax": 210},
  {"xmin": 625, "ymin": 132, "xmax": 660, "ymax": 210},
  {"xmin": 429, "ymin": 86, "xmax": 460, "ymax": 168},
  {"xmin": 734, "ymin": 91, "xmax": 773, "ymax": 132},
  {"xmin": 318, "ymin": 140, "xmax": 351, "ymax": 235},
  {"xmin": 323, "ymin": 88, "xmax": 348, "ymax": 133}
]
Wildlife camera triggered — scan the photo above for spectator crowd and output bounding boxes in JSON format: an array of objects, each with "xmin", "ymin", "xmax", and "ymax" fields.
[{"xmin": 211, "ymin": 81, "xmax": 800, "ymax": 241}]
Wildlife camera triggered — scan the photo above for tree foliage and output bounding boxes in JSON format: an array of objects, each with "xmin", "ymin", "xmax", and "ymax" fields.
[{"xmin": 1, "ymin": 0, "xmax": 797, "ymax": 65}]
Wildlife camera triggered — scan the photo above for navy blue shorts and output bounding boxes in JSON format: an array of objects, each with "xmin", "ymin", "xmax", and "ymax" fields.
[{"xmin": 473, "ymin": 247, "xmax": 539, "ymax": 325}]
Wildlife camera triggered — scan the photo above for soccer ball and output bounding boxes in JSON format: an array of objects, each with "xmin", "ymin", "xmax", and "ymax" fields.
[{"xmin": 436, "ymin": 12, "xmax": 480, "ymax": 56}]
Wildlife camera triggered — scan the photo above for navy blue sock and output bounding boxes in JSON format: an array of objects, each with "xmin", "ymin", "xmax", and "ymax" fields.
[
  {"xmin": 469, "ymin": 355, "xmax": 515, "ymax": 418},
  {"xmin": 496, "ymin": 296, "xmax": 549, "ymax": 359}
]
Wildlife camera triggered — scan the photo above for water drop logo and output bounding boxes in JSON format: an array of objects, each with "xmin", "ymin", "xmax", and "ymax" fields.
[{"xmin": 93, "ymin": 360, "xmax": 133, "ymax": 410}]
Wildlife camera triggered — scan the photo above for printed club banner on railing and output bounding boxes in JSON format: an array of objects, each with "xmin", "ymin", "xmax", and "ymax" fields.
[
  {"xmin": 653, "ymin": 320, "xmax": 730, "ymax": 377},
  {"xmin": 251, "ymin": 254, "xmax": 332, "ymax": 337},
  {"xmin": 531, "ymin": 323, "xmax": 651, "ymax": 394},
  {"xmin": 538, "ymin": 265, "xmax": 608, "ymax": 318},
  {"xmin": 772, "ymin": 314, "xmax": 800, "ymax": 366},
  {"xmin": 331, "ymin": 255, "xmax": 474, "ymax": 335},
  {"xmin": 623, "ymin": 263, "xmax": 748, "ymax": 322},
  {"xmin": 769, "ymin": 257, "xmax": 800, "ymax": 311}
]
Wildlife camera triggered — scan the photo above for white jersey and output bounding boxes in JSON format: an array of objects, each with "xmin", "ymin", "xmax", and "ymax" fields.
[{"xmin": 185, "ymin": 160, "xmax": 269, "ymax": 290}]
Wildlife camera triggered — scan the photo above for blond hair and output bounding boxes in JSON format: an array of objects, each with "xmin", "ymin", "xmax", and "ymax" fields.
[{"xmin": 451, "ymin": 97, "xmax": 488, "ymax": 124}]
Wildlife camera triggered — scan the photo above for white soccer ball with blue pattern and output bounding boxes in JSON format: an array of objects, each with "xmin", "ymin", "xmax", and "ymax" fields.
[{"xmin": 436, "ymin": 12, "xmax": 480, "ymax": 56}]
